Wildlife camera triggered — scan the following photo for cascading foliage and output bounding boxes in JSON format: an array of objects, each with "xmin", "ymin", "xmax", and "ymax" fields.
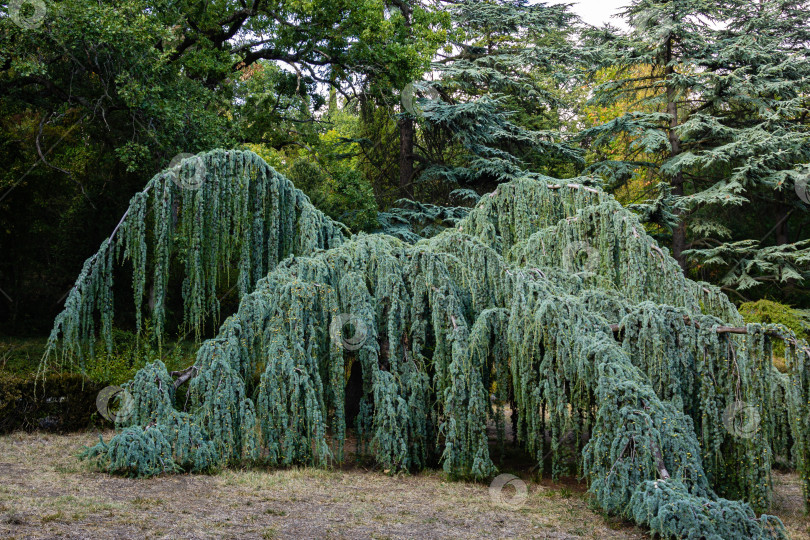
[
  {"xmin": 43, "ymin": 150, "xmax": 810, "ymax": 539},
  {"xmin": 40, "ymin": 150, "xmax": 345, "ymax": 371}
]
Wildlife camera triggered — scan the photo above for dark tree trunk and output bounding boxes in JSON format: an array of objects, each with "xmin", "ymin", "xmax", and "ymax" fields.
[
  {"xmin": 393, "ymin": 0, "xmax": 416, "ymax": 200},
  {"xmin": 774, "ymin": 201, "xmax": 790, "ymax": 245},
  {"xmin": 398, "ymin": 116, "xmax": 415, "ymax": 199},
  {"xmin": 665, "ymin": 38, "xmax": 687, "ymax": 269},
  {"xmin": 344, "ymin": 358, "xmax": 363, "ymax": 427}
]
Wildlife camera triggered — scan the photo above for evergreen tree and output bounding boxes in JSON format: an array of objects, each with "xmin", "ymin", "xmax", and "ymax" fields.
[
  {"xmin": 0, "ymin": 0, "xmax": 443, "ymax": 332},
  {"xmin": 411, "ymin": 0, "xmax": 584, "ymax": 198},
  {"xmin": 681, "ymin": 0, "xmax": 810, "ymax": 299},
  {"xmin": 580, "ymin": 0, "xmax": 810, "ymax": 302},
  {"xmin": 42, "ymin": 150, "xmax": 810, "ymax": 539}
]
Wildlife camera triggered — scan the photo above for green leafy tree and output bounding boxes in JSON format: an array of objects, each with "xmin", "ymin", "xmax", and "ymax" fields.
[
  {"xmin": 0, "ymin": 0, "xmax": 445, "ymax": 332},
  {"xmin": 335, "ymin": 0, "xmax": 450, "ymax": 201}
]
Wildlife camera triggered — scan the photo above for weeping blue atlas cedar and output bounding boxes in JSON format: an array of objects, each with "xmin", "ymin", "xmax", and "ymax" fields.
[{"xmin": 41, "ymin": 150, "xmax": 809, "ymax": 539}]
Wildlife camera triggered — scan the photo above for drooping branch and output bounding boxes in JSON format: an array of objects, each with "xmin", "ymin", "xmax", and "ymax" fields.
[
  {"xmin": 40, "ymin": 150, "xmax": 346, "ymax": 371},
  {"xmin": 610, "ymin": 317, "xmax": 805, "ymax": 341}
]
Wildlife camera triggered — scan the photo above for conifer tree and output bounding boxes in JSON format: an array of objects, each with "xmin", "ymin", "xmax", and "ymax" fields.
[
  {"xmin": 580, "ymin": 0, "xmax": 810, "ymax": 299},
  {"xmin": 412, "ymin": 0, "xmax": 584, "ymax": 196},
  {"xmin": 681, "ymin": 0, "xmax": 810, "ymax": 296},
  {"xmin": 42, "ymin": 150, "xmax": 810, "ymax": 539}
]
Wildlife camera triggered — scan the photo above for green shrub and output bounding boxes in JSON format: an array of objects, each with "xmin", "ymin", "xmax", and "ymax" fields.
[
  {"xmin": 0, "ymin": 324, "xmax": 195, "ymax": 433},
  {"xmin": 0, "ymin": 338, "xmax": 48, "ymax": 375},
  {"xmin": 82, "ymin": 325, "xmax": 195, "ymax": 386},
  {"xmin": 739, "ymin": 299, "xmax": 810, "ymax": 371},
  {"xmin": 0, "ymin": 372, "xmax": 105, "ymax": 433},
  {"xmin": 738, "ymin": 299, "xmax": 810, "ymax": 339}
]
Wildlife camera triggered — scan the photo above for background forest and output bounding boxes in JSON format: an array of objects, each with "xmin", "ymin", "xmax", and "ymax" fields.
[{"xmin": 1, "ymin": 0, "xmax": 809, "ymax": 341}]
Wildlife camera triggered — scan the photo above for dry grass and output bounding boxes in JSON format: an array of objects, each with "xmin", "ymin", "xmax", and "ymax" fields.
[
  {"xmin": 772, "ymin": 470, "xmax": 810, "ymax": 539},
  {"xmin": 0, "ymin": 431, "xmax": 805, "ymax": 539}
]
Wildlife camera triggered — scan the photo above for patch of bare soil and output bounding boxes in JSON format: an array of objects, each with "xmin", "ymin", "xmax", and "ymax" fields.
[{"xmin": 0, "ymin": 431, "xmax": 804, "ymax": 539}]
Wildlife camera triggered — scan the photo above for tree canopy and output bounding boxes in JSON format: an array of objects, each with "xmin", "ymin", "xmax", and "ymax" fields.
[{"xmin": 2, "ymin": 0, "xmax": 809, "ymax": 330}]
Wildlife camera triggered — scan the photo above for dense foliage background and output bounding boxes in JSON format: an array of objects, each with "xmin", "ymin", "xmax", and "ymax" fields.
[{"xmin": 1, "ymin": 0, "xmax": 808, "ymax": 339}]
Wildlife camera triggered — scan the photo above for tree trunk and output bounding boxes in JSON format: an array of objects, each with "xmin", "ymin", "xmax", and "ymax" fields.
[
  {"xmin": 327, "ymin": 70, "xmax": 337, "ymax": 119},
  {"xmin": 399, "ymin": 116, "xmax": 415, "ymax": 199},
  {"xmin": 774, "ymin": 201, "xmax": 790, "ymax": 245},
  {"xmin": 665, "ymin": 37, "xmax": 686, "ymax": 269},
  {"xmin": 393, "ymin": 0, "xmax": 415, "ymax": 200}
]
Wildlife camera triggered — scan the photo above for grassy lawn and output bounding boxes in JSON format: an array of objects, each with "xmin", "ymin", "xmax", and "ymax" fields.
[{"xmin": 0, "ymin": 430, "xmax": 653, "ymax": 539}]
